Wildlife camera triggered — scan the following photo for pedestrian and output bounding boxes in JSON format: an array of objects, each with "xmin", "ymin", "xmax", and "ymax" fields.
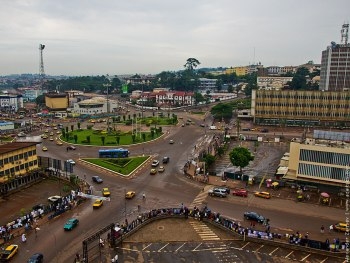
[
  {"xmin": 329, "ymin": 224, "xmax": 333, "ymax": 232},
  {"xmin": 321, "ymin": 225, "xmax": 325, "ymax": 233},
  {"xmin": 21, "ymin": 233, "xmax": 26, "ymax": 243}
]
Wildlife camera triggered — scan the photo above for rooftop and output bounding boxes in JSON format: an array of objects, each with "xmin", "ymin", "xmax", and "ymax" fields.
[{"xmin": 0, "ymin": 142, "xmax": 39, "ymax": 155}]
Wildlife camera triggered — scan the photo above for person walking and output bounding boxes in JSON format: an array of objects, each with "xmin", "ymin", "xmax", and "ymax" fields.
[
  {"xmin": 21, "ymin": 233, "xmax": 26, "ymax": 243},
  {"xmin": 320, "ymin": 225, "xmax": 325, "ymax": 233}
]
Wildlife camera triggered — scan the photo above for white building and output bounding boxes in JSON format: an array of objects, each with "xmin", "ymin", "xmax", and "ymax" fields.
[
  {"xmin": 257, "ymin": 76, "xmax": 293, "ymax": 90},
  {"xmin": 0, "ymin": 121, "xmax": 14, "ymax": 131},
  {"xmin": 198, "ymin": 78, "xmax": 217, "ymax": 90},
  {"xmin": 0, "ymin": 94, "xmax": 24, "ymax": 112},
  {"xmin": 72, "ymin": 97, "xmax": 119, "ymax": 115}
]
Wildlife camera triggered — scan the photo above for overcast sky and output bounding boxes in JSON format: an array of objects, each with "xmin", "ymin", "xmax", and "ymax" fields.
[{"xmin": 1, "ymin": 0, "xmax": 349, "ymax": 76}]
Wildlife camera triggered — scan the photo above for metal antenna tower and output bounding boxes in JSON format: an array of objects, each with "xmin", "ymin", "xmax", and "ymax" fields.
[
  {"xmin": 39, "ymin": 44, "xmax": 46, "ymax": 83},
  {"xmin": 341, "ymin": 23, "xmax": 349, "ymax": 45}
]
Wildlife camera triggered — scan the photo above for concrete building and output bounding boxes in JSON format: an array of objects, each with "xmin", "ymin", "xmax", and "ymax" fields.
[
  {"xmin": 284, "ymin": 137, "xmax": 350, "ymax": 189},
  {"xmin": 319, "ymin": 42, "xmax": 350, "ymax": 91},
  {"xmin": 257, "ymin": 76, "xmax": 293, "ymax": 90},
  {"xmin": 198, "ymin": 78, "xmax": 217, "ymax": 90},
  {"xmin": 225, "ymin": 66, "xmax": 248, "ymax": 76},
  {"xmin": 72, "ymin": 97, "xmax": 118, "ymax": 115},
  {"xmin": 0, "ymin": 142, "xmax": 39, "ymax": 183},
  {"xmin": 0, "ymin": 121, "xmax": 15, "ymax": 131},
  {"xmin": 251, "ymin": 89, "xmax": 350, "ymax": 127},
  {"xmin": 45, "ymin": 93, "xmax": 69, "ymax": 110},
  {"xmin": 0, "ymin": 94, "xmax": 23, "ymax": 112},
  {"xmin": 155, "ymin": 91, "xmax": 195, "ymax": 107}
]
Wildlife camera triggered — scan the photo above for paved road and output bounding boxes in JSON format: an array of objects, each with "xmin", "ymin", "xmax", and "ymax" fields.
[{"xmin": 2, "ymin": 113, "xmax": 347, "ymax": 262}]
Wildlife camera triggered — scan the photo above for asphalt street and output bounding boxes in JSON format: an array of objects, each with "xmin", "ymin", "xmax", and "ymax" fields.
[{"xmin": 1, "ymin": 109, "xmax": 348, "ymax": 263}]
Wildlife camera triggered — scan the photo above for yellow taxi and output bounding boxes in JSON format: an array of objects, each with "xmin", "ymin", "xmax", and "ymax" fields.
[
  {"xmin": 49, "ymin": 132, "xmax": 54, "ymax": 136},
  {"xmin": 56, "ymin": 141, "xmax": 63, "ymax": 146},
  {"xmin": 150, "ymin": 169, "xmax": 157, "ymax": 175},
  {"xmin": 49, "ymin": 137, "xmax": 54, "ymax": 141},
  {"xmin": 102, "ymin": 188, "xmax": 110, "ymax": 197},
  {"xmin": 44, "ymin": 129, "xmax": 49, "ymax": 133},
  {"xmin": 42, "ymin": 146, "xmax": 48, "ymax": 151},
  {"xmin": 0, "ymin": 244, "xmax": 19, "ymax": 261},
  {"xmin": 125, "ymin": 191, "xmax": 136, "ymax": 199},
  {"xmin": 93, "ymin": 199, "xmax": 103, "ymax": 208},
  {"xmin": 333, "ymin": 222, "xmax": 349, "ymax": 232},
  {"xmin": 254, "ymin": 191, "xmax": 271, "ymax": 199},
  {"xmin": 41, "ymin": 134, "xmax": 48, "ymax": 139}
]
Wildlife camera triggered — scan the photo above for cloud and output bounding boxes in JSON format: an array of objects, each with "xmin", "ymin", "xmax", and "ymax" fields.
[{"xmin": 0, "ymin": 0, "xmax": 349, "ymax": 75}]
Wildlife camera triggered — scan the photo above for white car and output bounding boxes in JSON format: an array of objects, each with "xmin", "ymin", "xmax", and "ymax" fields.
[
  {"xmin": 151, "ymin": 160, "xmax": 159, "ymax": 167},
  {"xmin": 48, "ymin": 195, "xmax": 62, "ymax": 202},
  {"xmin": 67, "ymin": 159, "xmax": 76, "ymax": 165}
]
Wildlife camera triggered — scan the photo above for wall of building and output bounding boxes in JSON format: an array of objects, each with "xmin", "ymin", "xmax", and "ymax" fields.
[{"xmin": 45, "ymin": 95, "xmax": 69, "ymax": 109}]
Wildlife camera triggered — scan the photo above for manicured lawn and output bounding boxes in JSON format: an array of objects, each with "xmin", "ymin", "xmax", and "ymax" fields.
[
  {"xmin": 60, "ymin": 129, "xmax": 163, "ymax": 146},
  {"xmin": 83, "ymin": 156, "xmax": 149, "ymax": 175}
]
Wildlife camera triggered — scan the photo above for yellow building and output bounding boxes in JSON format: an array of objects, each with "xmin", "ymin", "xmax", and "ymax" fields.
[
  {"xmin": 251, "ymin": 90, "xmax": 350, "ymax": 127},
  {"xmin": 284, "ymin": 140, "xmax": 350, "ymax": 188},
  {"xmin": 0, "ymin": 142, "xmax": 39, "ymax": 183},
  {"xmin": 45, "ymin": 93, "xmax": 69, "ymax": 110},
  {"xmin": 225, "ymin": 66, "xmax": 248, "ymax": 76}
]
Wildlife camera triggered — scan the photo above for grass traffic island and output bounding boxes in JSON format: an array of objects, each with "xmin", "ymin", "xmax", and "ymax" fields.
[
  {"xmin": 60, "ymin": 128, "xmax": 163, "ymax": 146},
  {"xmin": 82, "ymin": 156, "xmax": 149, "ymax": 176}
]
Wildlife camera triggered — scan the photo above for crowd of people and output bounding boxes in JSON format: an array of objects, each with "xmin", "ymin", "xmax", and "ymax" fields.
[{"xmin": 0, "ymin": 189, "xmax": 82, "ymax": 246}]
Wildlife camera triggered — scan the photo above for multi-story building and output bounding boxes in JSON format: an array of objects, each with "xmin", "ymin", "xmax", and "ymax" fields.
[
  {"xmin": 320, "ymin": 24, "xmax": 350, "ymax": 91},
  {"xmin": 0, "ymin": 142, "xmax": 39, "ymax": 183},
  {"xmin": 266, "ymin": 66, "xmax": 281, "ymax": 75},
  {"xmin": 0, "ymin": 121, "xmax": 14, "ymax": 131},
  {"xmin": 198, "ymin": 78, "xmax": 217, "ymax": 90},
  {"xmin": 284, "ymin": 138, "xmax": 350, "ymax": 189},
  {"xmin": 257, "ymin": 76, "xmax": 293, "ymax": 90},
  {"xmin": 319, "ymin": 42, "xmax": 350, "ymax": 91},
  {"xmin": 251, "ymin": 89, "xmax": 350, "ymax": 127},
  {"xmin": 225, "ymin": 66, "xmax": 248, "ymax": 76},
  {"xmin": 155, "ymin": 91, "xmax": 195, "ymax": 107},
  {"xmin": 19, "ymin": 88, "xmax": 44, "ymax": 102},
  {"xmin": 122, "ymin": 74, "xmax": 156, "ymax": 85},
  {"xmin": 0, "ymin": 94, "xmax": 23, "ymax": 112}
]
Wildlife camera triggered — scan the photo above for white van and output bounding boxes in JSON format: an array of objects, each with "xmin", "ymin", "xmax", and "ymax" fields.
[{"xmin": 209, "ymin": 126, "xmax": 217, "ymax": 130}]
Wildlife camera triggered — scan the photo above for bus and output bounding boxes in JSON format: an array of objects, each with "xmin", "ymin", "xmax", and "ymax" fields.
[{"xmin": 98, "ymin": 148, "xmax": 129, "ymax": 158}]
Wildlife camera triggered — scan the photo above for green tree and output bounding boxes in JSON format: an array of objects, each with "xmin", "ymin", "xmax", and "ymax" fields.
[
  {"xmin": 132, "ymin": 134, "xmax": 136, "ymax": 143},
  {"xmin": 71, "ymin": 125, "xmax": 74, "ymax": 132},
  {"xmin": 77, "ymin": 122, "xmax": 81, "ymax": 130},
  {"xmin": 74, "ymin": 134, "xmax": 78, "ymax": 143},
  {"xmin": 86, "ymin": 135, "xmax": 91, "ymax": 143},
  {"xmin": 150, "ymin": 129, "xmax": 155, "ymax": 138},
  {"xmin": 184, "ymin": 58, "xmax": 200, "ymax": 71},
  {"xmin": 229, "ymin": 147, "xmax": 254, "ymax": 174},
  {"xmin": 289, "ymin": 67, "xmax": 309, "ymax": 90},
  {"xmin": 101, "ymin": 136, "xmax": 105, "ymax": 145},
  {"xmin": 203, "ymin": 154, "xmax": 215, "ymax": 168},
  {"xmin": 142, "ymin": 133, "xmax": 146, "ymax": 141},
  {"xmin": 116, "ymin": 136, "xmax": 120, "ymax": 145},
  {"xmin": 123, "ymin": 115, "xmax": 126, "ymax": 122},
  {"xmin": 65, "ymin": 127, "xmax": 69, "ymax": 133}
]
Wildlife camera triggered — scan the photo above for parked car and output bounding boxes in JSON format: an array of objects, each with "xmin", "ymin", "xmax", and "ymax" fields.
[
  {"xmin": 244, "ymin": 212, "xmax": 265, "ymax": 223},
  {"xmin": 56, "ymin": 141, "xmax": 63, "ymax": 146},
  {"xmin": 42, "ymin": 146, "xmax": 48, "ymax": 151},
  {"xmin": 47, "ymin": 195, "xmax": 62, "ymax": 202},
  {"xmin": 217, "ymin": 186, "xmax": 230, "ymax": 194},
  {"xmin": 64, "ymin": 218, "xmax": 79, "ymax": 231},
  {"xmin": 17, "ymin": 132, "xmax": 26, "ymax": 137},
  {"xmin": 125, "ymin": 191, "xmax": 136, "ymax": 199},
  {"xmin": 169, "ymin": 139, "xmax": 174, "ymax": 144},
  {"xmin": 162, "ymin": 156, "xmax": 170, "ymax": 164},
  {"xmin": 67, "ymin": 145, "xmax": 76, "ymax": 150},
  {"xmin": 93, "ymin": 199, "xmax": 103, "ymax": 208},
  {"xmin": 232, "ymin": 189, "xmax": 248, "ymax": 197},
  {"xmin": 27, "ymin": 253, "xmax": 44, "ymax": 263},
  {"xmin": 102, "ymin": 188, "xmax": 110, "ymax": 197},
  {"xmin": 92, "ymin": 176, "xmax": 103, "ymax": 184},
  {"xmin": 158, "ymin": 166, "xmax": 165, "ymax": 172},
  {"xmin": 151, "ymin": 160, "xmax": 159, "ymax": 167},
  {"xmin": 0, "ymin": 244, "xmax": 19, "ymax": 261},
  {"xmin": 208, "ymin": 188, "xmax": 227, "ymax": 198},
  {"xmin": 150, "ymin": 169, "xmax": 157, "ymax": 175},
  {"xmin": 254, "ymin": 191, "xmax": 271, "ymax": 199}
]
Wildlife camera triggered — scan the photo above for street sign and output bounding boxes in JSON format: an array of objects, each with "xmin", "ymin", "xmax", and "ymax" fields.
[{"xmin": 77, "ymin": 192, "xmax": 110, "ymax": 201}]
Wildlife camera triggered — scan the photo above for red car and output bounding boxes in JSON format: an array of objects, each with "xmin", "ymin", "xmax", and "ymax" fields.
[{"xmin": 232, "ymin": 189, "xmax": 248, "ymax": 197}]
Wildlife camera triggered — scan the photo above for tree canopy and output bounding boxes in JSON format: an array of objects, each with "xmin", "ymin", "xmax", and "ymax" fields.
[{"xmin": 229, "ymin": 147, "xmax": 254, "ymax": 173}]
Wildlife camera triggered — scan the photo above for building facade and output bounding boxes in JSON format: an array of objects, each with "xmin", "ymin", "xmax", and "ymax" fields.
[
  {"xmin": 154, "ymin": 91, "xmax": 195, "ymax": 107},
  {"xmin": 0, "ymin": 121, "xmax": 14, "ymax": 131},
  {"xmin": 45, "ymin": 93, "xmax": 69, "ymax": 110},
  {"xmin": 0, "ymin": 94, "xmax": 24, "ymax": 112},
  {"xmin": 0, "ymin": 142, "xmax": 39, "ymax": 183},
  {"xmin": 198, "ymin": 78, "xmax": 217, "ymax": 90},
  {"xmin": 257, "ymin": 76, "xmax": 293, "ymax": 90},
  {"xmin": 72, "ymin": 97, "xmax": 118, "ymax": 115},
  {"xmin": 284, "ymin": 140, "xmax": 350, "ymax": 188},
  {"xmin": 319, "ymin": 43, "xmax": 350, "ymax": 91},
  {"xmin": 251, "ymin": 90, "xmax": 350, "ymax": 127}
]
